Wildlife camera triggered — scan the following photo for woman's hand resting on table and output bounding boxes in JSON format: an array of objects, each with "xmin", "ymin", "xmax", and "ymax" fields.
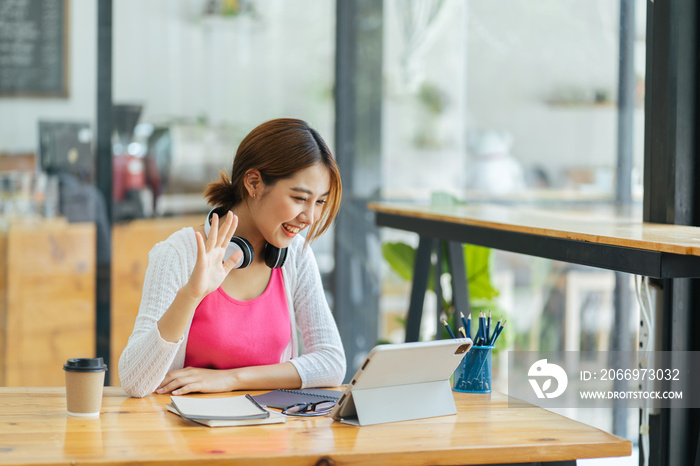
[{"xmin": 155, "ymin": 367, "xmax": 236, "ymax": 395}]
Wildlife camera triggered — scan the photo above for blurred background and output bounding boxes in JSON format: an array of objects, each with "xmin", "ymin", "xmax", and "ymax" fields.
[{"xmin": 0, "ymin": 1, "xmax": 645, "ymax": 462}]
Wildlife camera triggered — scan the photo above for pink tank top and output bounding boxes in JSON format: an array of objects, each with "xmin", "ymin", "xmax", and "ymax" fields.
[{"xmin": 184, "ymin": 268, "xmax": 291, "ymax": 369}]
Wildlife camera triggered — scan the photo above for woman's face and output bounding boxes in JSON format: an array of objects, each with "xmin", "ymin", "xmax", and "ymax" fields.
[{"xmin": 254, "ymin": 163, "xmax": 331, "ymax": 248}]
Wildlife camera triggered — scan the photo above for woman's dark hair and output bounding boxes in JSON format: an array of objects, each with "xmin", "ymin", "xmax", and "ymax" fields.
[{"xmin": 204, "ymin": 118, "xmax": 342, "ymax": 243}]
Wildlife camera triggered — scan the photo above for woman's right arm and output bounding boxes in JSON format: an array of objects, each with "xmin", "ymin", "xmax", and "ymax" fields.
[
  {"xmin": 155, "ymin": 212, "xmax": 239, "ymax": 342},
  {"xmin": 119, "ymin": 213, "xmax": 240, "ymax": 397},
  {"xmin": 118, "ymin": 239, "xmax": 194, "ymax": 398}
]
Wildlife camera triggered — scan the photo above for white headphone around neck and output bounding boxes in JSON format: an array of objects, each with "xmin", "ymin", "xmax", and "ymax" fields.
[{"xmin": 204, "ymin": 209, "xmax": 287, "ymax": 269}]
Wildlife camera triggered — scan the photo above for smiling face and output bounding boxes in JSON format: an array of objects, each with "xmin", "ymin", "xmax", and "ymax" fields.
[{"xmin": 245, "ymin": 163, "xmax": 331, "ymax": 250}]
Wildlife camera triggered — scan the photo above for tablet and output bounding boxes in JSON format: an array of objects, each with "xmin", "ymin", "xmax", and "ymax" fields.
[{"xmin": 330, "ymin": 338, "xmax": 472, "ymax": 426}]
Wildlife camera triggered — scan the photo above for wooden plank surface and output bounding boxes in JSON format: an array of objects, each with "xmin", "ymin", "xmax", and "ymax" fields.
[
  {"xmin": 0, "ymin": 387, "xmax": 631, "ymax": 465},
  {"xmin": 0, "ymin": 219, "xmax": 95, "ymax": 386},
  {"xmin": 369, "ymin": 202, "xmax": 700, "ymax": 256},
  {"xmin": 0, "ymin": 230, "xmax": 6, "ymax": 385}
]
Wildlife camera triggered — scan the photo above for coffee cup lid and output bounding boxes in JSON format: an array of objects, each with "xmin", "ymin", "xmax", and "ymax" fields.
[{"xmin": 63, "ymin": 358, "xmax": 108, "ymax": 372}]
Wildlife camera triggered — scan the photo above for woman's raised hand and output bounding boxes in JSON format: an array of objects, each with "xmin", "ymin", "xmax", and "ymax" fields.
[{"xmin": 186, "ymin": 211, "xmax": 243, "ymax": 300}]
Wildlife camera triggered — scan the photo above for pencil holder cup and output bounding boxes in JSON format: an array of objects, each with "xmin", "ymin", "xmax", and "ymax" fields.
[{"xmin": 452, "ymin": 346, "xmax": 493, "ymax": 393}]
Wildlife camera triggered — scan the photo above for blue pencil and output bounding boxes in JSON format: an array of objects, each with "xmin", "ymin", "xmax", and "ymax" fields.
[
  {"xmin": 479, "ymin": 313, "xmax": 486, "ymax": 341},
  {"xmin": 486, "ymin": 311, "xmax": 492, "ymax": 343},
  {"xmin": 442, "ymin": 319, "xmax": 456, "ymax": 339},
  {"xmin": 492, "ymin": 320, "xmax": 506, "ymax": 345},
  {"xmin": 489, "ymin": 318, "xmax": 502, "ymax": 346},
  {"xmin": 460, "ymin": 312, "xmax": 470, "ymax": 339},
  {"xmin": 471, "ymin": 312, "xmax": 482, "ymax": 345}
]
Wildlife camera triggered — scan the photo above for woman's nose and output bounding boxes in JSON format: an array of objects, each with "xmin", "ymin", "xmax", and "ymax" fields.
[
  {"xmin": 299, "ymin": 204, "xmax": 316, "ymax": 225},
  {"xmin": 298, "ymin": 208, "xmax": 311, "ymax": 225}
]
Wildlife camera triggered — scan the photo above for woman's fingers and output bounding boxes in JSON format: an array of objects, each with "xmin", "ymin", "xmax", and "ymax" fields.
[
  {"xmin": 158, "ymin": 381, "xmax": 182, "ymax": 395},
  {"xmin": 192, "ymin": 211, "xmax": 240, "ymax": 291},
  {"xmin": 217, "ymin": 211, "xmax": 236, "ymax": 248},
  {"xmin": 156, "ymin": 368, "xmax": 212, "ymax": 395},
  {"xmin": 157, "ymin": 369, "xmax": 194, "ymax": 394},
  {"xmin": 207, "ymin": 212, "xmax": 219, "ymax": 249},
  {"xmin": 223, "ymin": 250, "xmax": 244, "ymax": 274},
  {"xmin": 158, "ymin": 379, "xmax": 198, "ymax": 396},
  {"xmin": 171, "ymin": 384, "xmax": 199, "ymax": 396},
  {"xmin": 194, "ymin": 231, "xmax": 206, "ymax": 259},
  {"xmin": 222, "ymin": 212, "xmax": 238, "ymax": 245}
]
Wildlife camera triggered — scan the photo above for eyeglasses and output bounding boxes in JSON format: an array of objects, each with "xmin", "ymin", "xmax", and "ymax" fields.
[{"xmin": 281, "ymin": 400, "xmax": 336, "ymax": 417}]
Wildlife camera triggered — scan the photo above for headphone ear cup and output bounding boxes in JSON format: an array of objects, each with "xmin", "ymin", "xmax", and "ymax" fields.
[
  {"xmin": 227, "ymin": 236, "xmax": 254, "ymax": 269},
  {"xmin": 264, "ymin": 244, "xmax": 288, "ymax": 269}
]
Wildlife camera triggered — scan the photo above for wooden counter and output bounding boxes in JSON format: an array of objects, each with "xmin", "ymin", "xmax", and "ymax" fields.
[
  {"xmin": 368, "ymin": 201, "xmax": 700, "ymax": 342},
  {"xmin": 0, "ymin": 218, "xmax": 95, "ymax": 386},
  {"xmin": 0, "ymin": 215, "xmax": 200, "ymax": 387},
  {"xmin": 369, "ymin": 201, "xmax": 700, "ymax": 257},
  {"xmin": 0, "ymin": 387, "xmax": 631, "ymax": 465}
]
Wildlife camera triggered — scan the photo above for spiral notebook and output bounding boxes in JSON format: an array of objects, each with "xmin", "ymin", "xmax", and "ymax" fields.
[
  {"xmin": 251, "ymin": 388, "xmax": 343, "ymax": 410},
  {"xmin": 170, "ymin": 394, "xmax": 269, "ymax": 420}
]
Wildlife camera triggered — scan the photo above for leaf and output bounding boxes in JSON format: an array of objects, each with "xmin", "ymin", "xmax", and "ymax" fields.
[
  {"xmin": 381, "ymin": 240, "xmax": 508, "ymax": 352},
  {"xmin": 381, "ymin": 242, "xmax": 416, "ymax": 281},
  {"xmin": 464, "ymin": 245, "xmax": 499, "ymax": 300}
]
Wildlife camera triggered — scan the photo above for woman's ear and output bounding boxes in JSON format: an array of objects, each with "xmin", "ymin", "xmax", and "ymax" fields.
[{"xmin": 244, "ymin": 169, "xmax": 262, "ymax": 198}]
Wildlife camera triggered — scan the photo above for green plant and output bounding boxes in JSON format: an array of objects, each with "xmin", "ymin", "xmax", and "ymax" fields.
[{"xmin": 381, "ymin": 241, "xmax": 509, "ymax": 353}]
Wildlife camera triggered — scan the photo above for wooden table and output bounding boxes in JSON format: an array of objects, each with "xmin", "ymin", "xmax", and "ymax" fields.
[
  {"xmin": 0, "ymin": 387, "xmax": 631, "ymax": 465},
  {"xmin": 368, "ymin": 201, "xmax": 700, "ymax": 341}
]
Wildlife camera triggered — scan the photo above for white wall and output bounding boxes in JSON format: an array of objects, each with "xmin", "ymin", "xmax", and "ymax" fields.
[
  {"xmin": 382, "ymin": 0, "xmax": 470, "ymax": 193},
  {"xmin": 1, "ymin": 0, "xmax": 646, "ymax": 198},
  {"xmin": 381, "ymin": 0, "xmax": 647, "ymax": 194},
  {"xmin": 112, "ymin": 0, "xmax": 335, "ymax": 146}
]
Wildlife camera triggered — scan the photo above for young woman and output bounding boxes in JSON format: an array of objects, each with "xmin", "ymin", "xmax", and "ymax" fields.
[{"xmin": 119, "ymin": 118, "xmax": 346, "ymax": 398}]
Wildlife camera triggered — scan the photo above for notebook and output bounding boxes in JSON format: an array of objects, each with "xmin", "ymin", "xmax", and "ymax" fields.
[
  {"xmin": 170, "ymin": 394, "xmax": 269, "ymax": 420},
  {"xmin": 251, "ymin": 388, "xmax": 343, "ymax": 410},
  {"xmin": 166, "ymin": 403, "xmax": 286, "ymax": 427}
]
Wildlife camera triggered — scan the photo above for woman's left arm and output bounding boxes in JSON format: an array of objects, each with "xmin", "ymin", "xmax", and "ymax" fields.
[
  {"xmin": 287, "ymin": 243, "xmax": 347, "ymax": 388},
  {"xmin": 156, "ymin": 361, "xmax": 302, "ymax": 395}
]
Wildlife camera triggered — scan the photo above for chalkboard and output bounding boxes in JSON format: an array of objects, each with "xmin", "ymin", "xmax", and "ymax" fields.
[{"xmin": 0, "ymin": 0, "xmax": 69, "ymax": 97}]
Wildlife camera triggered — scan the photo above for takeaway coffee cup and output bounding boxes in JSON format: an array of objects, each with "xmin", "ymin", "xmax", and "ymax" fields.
[{"xmin": 63, "ymin": 358, "xmax": 108, "ymax": 417}]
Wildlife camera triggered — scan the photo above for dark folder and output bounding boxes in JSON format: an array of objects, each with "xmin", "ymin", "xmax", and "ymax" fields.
[{"xmin": 251, "ymin": 389, "xmax": 342, "ymax": 410}]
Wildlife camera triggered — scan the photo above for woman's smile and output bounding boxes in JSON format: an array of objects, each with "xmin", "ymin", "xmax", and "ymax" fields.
[{"xmin": 282, "ymin": 223, "xmax": 302, "ymax": 236}]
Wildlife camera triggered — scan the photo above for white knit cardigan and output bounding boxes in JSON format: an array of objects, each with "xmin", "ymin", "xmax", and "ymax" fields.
[{"xmin": 118, "ymin": 227, "xmax": 346, "ymax": 398}]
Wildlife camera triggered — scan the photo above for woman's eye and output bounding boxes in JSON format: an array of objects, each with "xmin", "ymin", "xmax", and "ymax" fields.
[
  {"xmin": 316, "ymin": 199, "xmax": 327, "ymax": 205},
  {"xmin": 294, "ymin": 197, "xmax": 307, "ymax": 202}
]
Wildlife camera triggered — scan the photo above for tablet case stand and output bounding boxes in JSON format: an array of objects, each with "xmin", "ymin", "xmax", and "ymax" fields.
[{"xmin": 339, "ymin": 379, "xmax": 456, "ymax": 426}]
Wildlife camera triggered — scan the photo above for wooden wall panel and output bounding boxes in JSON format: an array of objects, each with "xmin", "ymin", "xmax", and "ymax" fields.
[
  {"xmin": 0, "ymin": 215, "xmax": 200, "ymax": 387},
  {"xmin": 1, "ymin": 219, "xmax": 95, "ymax": 386},
  {"xmin": 0, "ymin": 230, "xmax": 7, "ymax": 385}
]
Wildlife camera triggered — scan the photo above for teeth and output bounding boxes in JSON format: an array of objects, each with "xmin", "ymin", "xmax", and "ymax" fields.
[{"xmin": 284, "ymin": 224, "xmax": 300, "ymax": 234}]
